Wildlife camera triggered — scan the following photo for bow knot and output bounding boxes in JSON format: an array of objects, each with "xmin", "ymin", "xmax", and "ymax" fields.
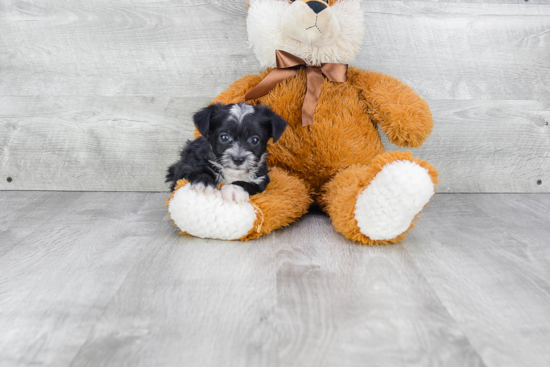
[{"xmin": 245, "ymin": 50, "xmax": 348, "ymax": 126}]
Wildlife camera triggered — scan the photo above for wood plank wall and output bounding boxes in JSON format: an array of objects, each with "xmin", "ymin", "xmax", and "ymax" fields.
[{"xmin": 0, "ymin": 0, "xmax": 549, "ymax": 192}]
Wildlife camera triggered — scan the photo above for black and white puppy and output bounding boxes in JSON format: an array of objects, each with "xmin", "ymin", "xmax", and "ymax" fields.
[{"xmin": 166, "ymin": 103, "xmax": 287, "ymax": 203}]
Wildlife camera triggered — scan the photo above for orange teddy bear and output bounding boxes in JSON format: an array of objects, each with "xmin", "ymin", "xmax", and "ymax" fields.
[{"xmin": 168, "ymin": 0, "xmax": 438, "ymax": 245}]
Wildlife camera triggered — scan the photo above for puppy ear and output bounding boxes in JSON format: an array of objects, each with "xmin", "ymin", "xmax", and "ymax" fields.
[
  {"xmin": 258, "ymin": 105, "xmax": 287, "ymax": 143},
  {"xmin": 271, "ymin": 113, "xmax": 287, "ymax": 143},
  {"xmin": 193, "ymin": 104, "xmax": 222, "ymax": 137}
]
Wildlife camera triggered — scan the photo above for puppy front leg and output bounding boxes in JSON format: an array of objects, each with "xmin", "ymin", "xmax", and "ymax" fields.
[
  {"xmin": 221, "ymin": 184, "xmax": 250, "ymax": 204},
  {"xmin": 232, "ymin": 179, "xmax": 268, "ymax": 196},
  {"xmin": 189, "ymin": 173, "xmax": 218, "ymax": 194},
  {"xmin": 225, "ymin": 176, "xmax": 270, "ymax": 203}
]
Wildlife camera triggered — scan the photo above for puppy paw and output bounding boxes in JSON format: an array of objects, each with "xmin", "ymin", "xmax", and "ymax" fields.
[
  {"xmin": 221, "ymin": 184, "xmax": 250, "ymax": 204},
  {"xmin": 191, "ymin": 182, "xmax": 217, "ymax": 195}
]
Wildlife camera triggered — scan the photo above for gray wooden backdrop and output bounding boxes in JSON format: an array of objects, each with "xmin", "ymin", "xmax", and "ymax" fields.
[{"xmin": 0, "ymin": 0, "xmax": 549, "ymax": 192}]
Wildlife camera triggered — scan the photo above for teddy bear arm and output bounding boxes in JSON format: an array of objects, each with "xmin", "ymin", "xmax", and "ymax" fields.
[
  {"xmin": 350, "ymin": 70, "xmax": 433, "ymax": 148},
  {"xmin": 167, "ymin": 167, "xmax": 311, "ymax": 241}
]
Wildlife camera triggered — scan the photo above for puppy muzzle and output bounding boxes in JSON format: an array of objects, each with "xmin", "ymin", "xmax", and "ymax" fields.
[{"xmin": 232, "ymin": 156, "xmax": 246, "ymax": 166}]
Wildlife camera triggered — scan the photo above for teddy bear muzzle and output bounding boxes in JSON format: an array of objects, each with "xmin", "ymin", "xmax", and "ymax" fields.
[{"xmin": 281, "ymin": 0, "xmax": 341, "ymax": 47}]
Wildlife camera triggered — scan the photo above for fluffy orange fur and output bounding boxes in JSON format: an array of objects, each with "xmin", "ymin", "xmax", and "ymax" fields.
[
  {"xmin": 321, "ymin": 151, "xmax": 439, "ymax": 245},
  {"xmin": 183, "ymin": 66, "xmax": 437, "ymax": 244},
  {"xmin": 243, "ymin": 167, "xmax": 312, "ymax": 240},
  {"xmin": 209, "ymin": 67, "xmax": 434, "ymax": 197}
]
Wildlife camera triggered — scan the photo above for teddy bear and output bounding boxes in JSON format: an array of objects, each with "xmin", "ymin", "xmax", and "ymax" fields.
[{"xmin": 167, "ymin": 0, "xmax": 438, "ymax": 245}]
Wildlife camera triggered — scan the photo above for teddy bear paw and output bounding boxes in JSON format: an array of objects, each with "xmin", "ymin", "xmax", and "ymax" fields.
[
  {"xmin": 168, "ymin": 184, "xmax": 257, "ymax": 240},
  {"xmin": 354, "ymin": 160, "xmax": 435, "ymax": 241}
]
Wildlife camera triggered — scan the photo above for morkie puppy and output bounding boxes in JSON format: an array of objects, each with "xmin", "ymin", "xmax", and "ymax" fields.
[{"xmin": 166, "ymin": 103, "xmax": 288, "ymax": 203}]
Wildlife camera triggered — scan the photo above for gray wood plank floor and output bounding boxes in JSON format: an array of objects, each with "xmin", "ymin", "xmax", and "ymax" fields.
[{"xmin": 1, "ymin": 192, "xmax": 549, "ymax": 367}]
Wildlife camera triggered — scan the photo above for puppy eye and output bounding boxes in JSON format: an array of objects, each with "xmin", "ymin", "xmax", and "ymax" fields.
[
  {"xmin": 219, "ymin": 134, "xmax": 232, "ymax": 143},
  {"xmin": 248, "ymin": 136, "xmax": 260, "ymax": 145}
]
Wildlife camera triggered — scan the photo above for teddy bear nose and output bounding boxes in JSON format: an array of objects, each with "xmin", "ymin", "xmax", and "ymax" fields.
[
  {"xmin": 232, "ymin": 156, "xmax": 245, "ymax": 166},
  {"xmin": 307, "ymin": 1, "xmax": 327, "ymax": 14}
]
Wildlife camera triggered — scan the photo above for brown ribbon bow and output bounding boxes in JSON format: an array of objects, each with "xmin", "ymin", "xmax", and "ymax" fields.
[{"xmin": 245, "ymin": 50, "xmax": 348, "ymax": 127}]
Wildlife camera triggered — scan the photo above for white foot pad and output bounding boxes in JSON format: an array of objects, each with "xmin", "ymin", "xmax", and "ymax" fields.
[
  {"xmin": 168, "ymin": 184, "xmax": 257, "ymax": 240},
  {"xmin": 355, "ymin": 161, "xmax": 435, "ymax": 241}
]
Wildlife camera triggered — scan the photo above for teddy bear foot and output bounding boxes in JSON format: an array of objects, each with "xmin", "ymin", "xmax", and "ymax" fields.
[
  {"xmin": 322, "ymin": 151, "xmax": 438, "ymax": 245},
  {"xmin": 354, "ymin": 160, "xmax": 435, "ymax": 241},
  {"xmin": 167, "ymin": 167, "xmax": 311, "ymax": 241},
  {"xmin": 168, "ymin": 182, "xmax": 258, "ymax": 240}
]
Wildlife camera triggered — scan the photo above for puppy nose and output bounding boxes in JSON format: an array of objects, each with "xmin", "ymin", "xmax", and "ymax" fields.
[
  {"xmin": 232, "ymin": 156, "xmax": 245, "ymax": 166},
  {"xmin": 307, "ymin": 1, "xmax": 327, "ymax": 14}
]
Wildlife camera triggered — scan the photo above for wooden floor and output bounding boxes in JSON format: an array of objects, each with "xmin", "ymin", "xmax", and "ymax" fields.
[{"xmin": 1, "ymin": 192, "xmax": 549, "ymax": 367}]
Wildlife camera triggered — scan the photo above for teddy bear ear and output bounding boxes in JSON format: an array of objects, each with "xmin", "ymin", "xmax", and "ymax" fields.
[{"xmin": 193, "ymin": 104, "xmax": 224, "ymax": 137}]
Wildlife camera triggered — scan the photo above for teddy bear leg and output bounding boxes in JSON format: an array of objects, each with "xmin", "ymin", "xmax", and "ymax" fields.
[
  {"xmin": 167, "ymin": 167, "xmax": 311, "ymax": 241},
  {"xmin": 321, "ymin": 152, "xmax": 438, "ymax": 245}
]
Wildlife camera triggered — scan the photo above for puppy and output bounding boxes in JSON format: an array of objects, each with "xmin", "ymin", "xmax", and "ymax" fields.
[{"xmin": 166, "ymin": 103, "xmax": 288, "ymax": 203}]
